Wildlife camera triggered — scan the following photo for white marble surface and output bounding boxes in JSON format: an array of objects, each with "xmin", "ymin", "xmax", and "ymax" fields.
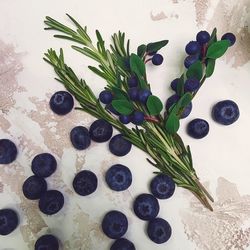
[{"xmin": 0, "ymin": 0, "xmax": 250, "ymax": 249}]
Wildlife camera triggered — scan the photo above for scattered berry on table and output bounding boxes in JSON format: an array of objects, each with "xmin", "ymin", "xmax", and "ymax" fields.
[
  {"xmin": 70, "ymin": 126, "xmax": 91, "ymax": 150},
  {"xmin": 109, "ymin": 134, "xmax": 132, "ymax": 156},
  {"xmin": 106, "ymin": 103, "xmax": 120, "ymax": 115},
  {"xmin": 138, "ymin": 89, "xmax": 152, "ymax": 104},
  {"xmin": 147, "ymin": 218, "xmax": 172, "ymax": 244},
  {"xmin": 131, "ymin": 111, "xmax": 145, "ymax": 125},
  {"xmin": 150, "ymin": 174, "xmax": 175, "ymax": 199},
  {"xmin": 99, "ymin": 90, "xmax": 113, "ymax": 104},
  {"xmin": 110, "ymin": 238, "xmax": 136, "ymax": 250},
  {"xmin": 38, "ymin": 190, "xmax": 64, "ymax": 215},
  {"xmin": 73, "ymin": 170, "xmax": 98, "ymax": 196},
  {"xmin": 31, "ymin": 153, "xmax": 57, "ymax": 178},
  {"xmin": 170, "ymin": 78, "xmax": 179, "ymax": 92},
  {"xmin": 89, "ymin": 119, "xmax": 113, "ymax": 142},
  {"xmin": 185, "ymin": 41, "xmax": 201, "ymax": 55},
  {"xmin": 128, "ymin": 76, "xmax": 138, "ymax": 88},
  {"xmin": 49, "ymin": 91, "xmax": 74, "ymax": 115},
  {"xmin": 0, "ymin": 209, "xmax": 19, "ymax": 236},
  {"xmin": 221, "ymin": 33, "xmax": 236, "ymax": 46},
  {"xmin": 0, "ymin": 139, "xmax": 17, "ymax": 164},
  {"xmin": 133, "ymin": 193, "xmax": 159, "ymax": 221},
  {"xmin": 34, "ymin": 234, "xmax": 59, "ymax": 250},
  {"xmin": 22, "ymin": 176, "xmax": 47, "ymax": 200},
  {"xmin": 105, "ymin": 164, "xmax": 132, "ymax": 191},
  {"xmin": 184, "ymin": 78, "xmax": 200, "ymax": 92},
  {"xmin": 102, "ymin": 210, "xmax": 128, "ymax": 239},
  {"xmin": 152, "ymin": 54, "xmax": 164, "ymax": 65},
  {"xmin": 196, "ymin": 30, "xmax": 210, "ymax": 45},
  {"xmin": 187, "ymin": 118, "xmax": 209, "ymax": 139},
  {"xmin": 119, "ymin": 115, "xmax": 131, "ymax": 124},
  {"xmin": 184, "ymin": 55, "xmax": 199, "ymax": 68},
  {"xmin": 128, "ymin": 87, "xmax": 139, "ymax": 101},
  {"xmin": 180, "ymin": 102, "xmax": 192, "ymax": 119},
  {"xmin": 212, "ymin": 100, "xmax": 239, "ymax": 125}
]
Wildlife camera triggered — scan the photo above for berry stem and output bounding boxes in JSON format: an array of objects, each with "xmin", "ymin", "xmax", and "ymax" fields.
[
  {"xmin": 145, "ymin": 58, "xmax": 152, "ymax": 64},
  {"xmin": 145, "ymin": 115, "xmax": 160, "ymax": 123}
]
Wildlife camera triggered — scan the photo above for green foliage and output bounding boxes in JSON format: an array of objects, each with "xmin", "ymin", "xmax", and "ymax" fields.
[{"xmin": 146, "ymin": 95, "xmax": 163, "ymax": 115}]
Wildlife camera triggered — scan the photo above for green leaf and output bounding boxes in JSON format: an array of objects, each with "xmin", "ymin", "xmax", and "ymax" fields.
[
  {"xmin": 206, "ymin": 40, "xmax": 230, "ymax": 59},
  {"xmin": 176, "ymin": 74, "xmax": 185, "ymax": 96},
  {"xmin": 146, "ymin": 95, "xmax": 163, "ymax": 115},
  {"xmin": 207, "ymin": 28, "xmax": 217, "ymax": 47},
  {"xmin": 130, "ymin": 53, "xmax": 146, "ymax": 77},
  {"xmin": 146, "ymin": 40, "xmax": 169, "ymax": 53},
  {"xmin": 186, "ymin": 60, "xmax": 203, "ymax": 80},
  {"xmin": 165, "ymin": 113, "xmax": 180, "ymax": 134},
  {"xmin": 137, "ymin": 44, "xmax": 147, "ymax": 57},
  {"xmin": 178, "ymin": 92, "xmax": 192, "ymax": 107},
  {"xmin": 206, "ymin": 59, "xmax": 216, "ymax": 77},
  {"xmin": 111, "ymin": 87, "xmax": 128, "ymax": 100},
  {"xmin": 111, "ymin": 100, "xmax": 134, "ymax": 115}
]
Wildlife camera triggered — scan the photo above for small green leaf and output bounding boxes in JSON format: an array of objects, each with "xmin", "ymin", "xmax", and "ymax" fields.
[
  {"xmin": 130, "ymin": 53, "xmax": 146, "ymax": 77},
  {"xmin": 207, "ymin": 28, "xmax": 217, "ymax": 47},
  {"xmin": 137, "ymin": 44, "xmax": 147, "ymax": 57},
  {"xmin": 146, "ymin": 95, "xmax": 163, "ymax": 115},
  {"xmin": 176, "ymin": 74, "xmax": 185, "ymax": 96},
  {"xmin": 206, "ymin": 59, "xmax": 216, "ymax": 77},
  {"xmin": 179, "ymin": 92, "xmax": 192, "ymax": 107},
  {"xmin": 206, "ymin": 40, "xmax": 230, "ymax": 59},
  {"xmin": 111, "ymin": 100, "xmax": 134, "ymax": 115},
  {"xmin": 146, "ymin": 40, "xmax": 169, "ymax": 53},
  {"xmin": 165, "ymin": 113, "xmax": 180, "ymax": 134},
  {"xmin": 186, "ymin": 61, "xmax": 203, "ymax": 80},
  {"xmin": 111, "ymin": 87, "xmax": 128, "ymax": 100}
]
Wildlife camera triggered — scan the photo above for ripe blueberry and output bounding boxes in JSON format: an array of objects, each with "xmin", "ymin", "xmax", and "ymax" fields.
[
  {"xmin": 102, "ymin": 210, "xmax": 128, "ymax": 239},
  {"xmin": 110, "ymin": 238, "xmax": 136, "ymax": 250},
  {"xmin": 22, "ymin": 175, "xmax": 47, "ymax": 200},
  {"xmin": 73, "ymin": 170, "xmax": 97, "ymax": 196},
  {"xmin": 89, "ymin": 119, "xmax": 113, "ymax": 142},
  {"xmin": 70, "ymin": 126, "xmax": 91, "ymax": 150},
  {"xmin": 133, "ymin": 193, "xmax": 159, "ymax": 221},
  {"xmin": 150, "ymin": 174, "xmax": 175, "ymax": 199},
  {"xmin": 49, "ymin": 91, "xmax": 74, "ymax": 115},
  {"xmin": 152, "ymin": 54, "xmax": 164, "ymax": 65},
  {"xmin": 128, "ymin": 76, "xmax": 138, "ymax": 88},
  {"xmin": 109, "ymin": 134, "xmax": 132, "ymax": 156},
  {"xmin": 38, "ymin": 190, "xmax": 64, "ymax": 215},
  {"xmin": 128, "ymin": 87, "xmax": 139, "ymax": 101},
  {"xmin": 105, "ymin": 164, "xmax": 132, "ymax": 191},
  {"xmin": 170, "ymin": 78, "xmax": 179, "ymax": 92},
  {"xmin": 0, "ymin": 139, "xmax": 17, "ymax": 164},
  {"xmin": 185, "ymin": 41, "xmax": 201, "ymax": 55},
  {"xmin": 184, "ymin": 55, "xmax": 199, "ymax": 68},
  {"xmin": 0, "ymin": 209, "xmax": 19, "ymax": 235},
  {"xmin": 34, "ymin": 234, "xmax": 59, "ymax": 250},
  {"xmin": 31, "ymin": 153, "xmax": 57, "ymax": 178},
  {"xmin": 165, "ymin": 94, "xmax": 180, "ymax": 111},
  {"xmin": 138, "ymin": 89, "xmax": 152, "ymax": 104},
  {"xmin": 184, "ymin": 78, "xmax": 200, "ymax": 92},
  {"xmin": 119, "ymin": 115, "xmax": 131, "ymax": 124},
  {"xmin": 196, "ymin": 30, "xmax": 210, "ymax": 45},
  {"xmin": 212, "ymin": 100, "xmax": 239, "ymax": 125},
  {"xmin": 106, "ymin": 103, "xmax": 120, "ymax": 115},
  {"xmin": 180, "ymin": 102, "xmax": 192, "ymax": 119},
  {"xmin": 187, "ymin": 118, "xmax": 209, "ymax": 139},
  {"xmin": 221, "ymin": 33, "xmax": 236, "ymax": 46},
  {"xmin": 147, "ymin": 218, "xmax": 172, "ymax": 244},
  {"xmin": 131, "ymin": 111, "xmax": 145, "ymax": 125},
  {"xmin": 99, "ymin": 90, "xmax": 113, "ymax": 104}
]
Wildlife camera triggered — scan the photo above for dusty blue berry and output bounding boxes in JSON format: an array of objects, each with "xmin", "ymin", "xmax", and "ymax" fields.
[
  {"xmin": 187, "ymin": 118, "xmax": 209, "ymax": 139},
  {"xmin": 35, "ymin": 234, "xmax": 59, "ymax": 250},
  {"xmin": 221, "ymin": 33, "xmax": 236, "ymax": 46},
  {"xmin": 128, "ymin": 76, "xmax": 138, "ymax": 88},
  {"xmin": 119, "ymin": 115, "xmax": 131, "ymax": 124},
  {"xmin": 128, "ymin": 87, "xmax": 139, "ymax": 101},
  {"xmin": 180, "ymin": 102, "xmax": 192, "ymax": 119},
  {"xmin": 110, "ymin": 238, "xmax": 135, "ymax": 250},
  {"xmin": 109, "ymin": 134, "xmax": 132, "ymax": 156},
  {"xmin": 185, "ymin": 41, "xmax": 201, "ymax": 55},
  {"xmin": 89, "ymin": 119, "xmax": 113, "ymax": 142},
  {"xmin": 0, "ymin": 209, "xmax": 19, "ymax": 236},
  {"xmin": 131, "ymin": 111, "xmax": 145, "ymax": 125},
  {"xmin": 196, "ymin": 30, "xmax": 210, "ymax": 45},
  {"xmin": 184, "ymin": 78, "xmax": 200, "ymax": 92},
  {"xmin": 0, "ymin": 139, "xmax": 17, "ymax": 164},
  {"xmin": 70, "ymin": 126, "xmax": 91, "ymax": 150},
  {"xmin": 170, "ymin": 78, "xmax": 179, "ymax": 92},
  {"xmin": 138, "ymin": 89, "xmax": 152, "ymax": 104},
  {"xmin": 99, "ymin": 90, "xmax": 113, "ymax": 104},
  {"xmin": 152, "ymin": 54, "xmax": 164, "ymax": 65},
  {"xmin": 184, "ymin": 55, "xmax": 199, "ymax": 68}
]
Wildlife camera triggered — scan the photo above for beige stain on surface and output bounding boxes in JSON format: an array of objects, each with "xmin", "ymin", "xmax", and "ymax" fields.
[
  {"xmin": 181, "ymin": 177, "xmax": 250, "ymax": 250},
  {"xmin": 194, "ymin": 0, "xmax": 210, "ymax": 27}
]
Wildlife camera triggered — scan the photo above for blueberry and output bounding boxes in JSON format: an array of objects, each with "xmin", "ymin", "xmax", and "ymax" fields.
[
  {"xmin": 180, "ymin": 102, "xmax": 192, "ymax": 119},
  {"xmin": 35, "ymin": 234, "xmax": 59, "ymax": 250},
  {"xmin": 119, "ymin": 115, "xmax": 131, "ymax": 124},
  {"xmin": 22, "ymin": 176, "xmax": 47, "ymax": 200},
  {"xmin": 110, "ymin": 238, "xmax": 136, "ymax": 250},
  {"xmin": 187, "ymin": 118, "xmax": 209, "ymax": 139},
  {"xmin": 138, "ymin": 89, "xmax": 152, "ymax": 104},
  {"xmin": 133, "ymin": 193, "xmax": 159, "ymax": 221},
  {"xmin": 73, "ymin": 170, "xmax": 97, "ymax": 196},
  {"xmin": 128, "ymin": 87, "xmax": 139, "ymax": 101},
  {"xmin": 31, "ymin": 153, "xmax": 57, "ymax": 178},
  {"xmin": 196, "ymin": 31, "xmax": 210, "ymax": 45},
  {"xmin": 109, "ymin": 134, "xmax": 132, "ymax": 157},
  {"xmin": 70, "ymin": 126, "xmax": 91, "ymax": 150},
  {"xmin": 184, "ymin": 78, "xmax": 200, "ymax": 92},
  {"xmin": 221, "ymin": 32, "xmax": 236, "ymax": 46},
  {"xmin": 49, "ymin": 91, "xmax": 74, "ymax": 115},
  {"xmin": 0, "ymin": 139, "xmax": 17, "ymax": 164},
  {"xmin": 150, "ymin": 174, "xmax": 175, "ymax": 199},
  {"xmin": 152, "ymin": 54, "xmax": 164, "ymax": 65},
  {"xmin": 212, "ymin": 100, "xmax": 239, "ymax": 125},
  {"xmin": 128, "ymin": 76, "xmax": 138, "ymax": 88},
  {"xmin": 99, "ymin": 90, "xmax": 113, "ymax": 104},
  {"xmin": 89, "ymin": 119, "xmax": 113, "ymax": 142},
  {"xmin": 147, "ymin": 218, "xmax": 172, "ymax": 244},
  {"xmin": 102, "ymin": 210, "xmax": 128, "ymax": 239},
  {"xmin": 0, "ymin": 209, "xmax": 19, "ymax": 235},
  {"xmin": 185, "ymin": 41, "xmax": 201, "ymax": 55},
  {"xmin": 38, "ymin": 190, "xmax": 64, "ymax": 215},
  {"xmin": 131, "ymin": 111, "xmax": 145, "ymax": 125},
  {"xmin": 170, "ymin": 78, "xmax": 179, "ymax": 92},
  {"xmin": 106, "ymin": 103, "xmax": 120, "ymax": 115},
  {"xmin": 105, "ymin": 164, "xmax": 132, "ymax": 191},
  {"xmin": 165, "ymin": 94, "xmax": 180, "ymax": 111},
  {"xmin": 184, "ymin": 55, "xmax": 199, "ymax": 68}
]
